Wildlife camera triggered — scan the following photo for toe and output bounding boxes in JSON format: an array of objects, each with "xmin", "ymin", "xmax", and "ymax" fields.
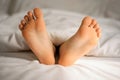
[
  {"xmin": 19, "ymin": 24, "xmax": 23, "ymax": 30},
  {"xmin": 96, "ymin": 28, "xmax": 101, "ymax": 33},
  {"xmin": 93, "ymin": 24, "xmax": 99, "ymax": 30},
  {"xmin": 92, "ymin": 19, "xmax": 97, "ymax": 25},
  {"xmin": 98, "ymin": 32, "xmax": 101, "ymax": 38},
  {"xmin": 33, "ymin": 8, "xmax": 43, "ymax": 20},
  {"xmin": 24, "ymin": 15, "xmax": 29, "ymax": 23},
  {"xmin": 81, "ymin": 16, "xmax": 92, "ymax": 26},
  {"xmin": 27, "ymin": 11, "xmax": 34, "ymax": 20},
  {"xmin": 21, "ymin": 20, "xmax": 26, "ymax": 26},
  {"xmin": 89, "ymin": 19, "xmax": 97, "ymax": 28},
  {"xmin": 94, "ymin": 24, "xmax": 101, "ymax": 38},
  {"xmin": 96, "ymin": 28, "xmax": 101, "ymax": 38},
  {"xmin": 97, "ymin": 29, "xmax": 101, "ymax": 38}
]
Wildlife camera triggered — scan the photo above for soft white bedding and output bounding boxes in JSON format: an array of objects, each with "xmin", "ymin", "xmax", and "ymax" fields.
[
  {"xmin": 0, "ymin": 52, "xmax": 120, "ymax": 80},
  {"xmin": 0, "ymin": 9, "xmax": 120, "ymax": 80}
]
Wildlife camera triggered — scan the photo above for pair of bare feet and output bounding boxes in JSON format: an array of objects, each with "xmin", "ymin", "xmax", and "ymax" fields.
[{"xmin": 19, "ymin": 8, "xmax": 101, "ymax": 66}]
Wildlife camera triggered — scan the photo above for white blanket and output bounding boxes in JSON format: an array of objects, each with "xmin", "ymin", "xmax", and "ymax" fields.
[
  {"xmin": 0, "ymin": 9, "xmax": 120, "ymax": 80},
  {"xmin": 0, "ymin": 52, "xmax": 120, "ymax": 80}
]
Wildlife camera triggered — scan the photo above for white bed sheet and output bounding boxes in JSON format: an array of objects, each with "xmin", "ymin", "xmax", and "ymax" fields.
[
  {"xmin": 0, "ymin": 9, "xmax": 120, "ymax": 80},
  {"xmin": 0, "ymin": 51, "xmax": 120, "ymax": 80}
]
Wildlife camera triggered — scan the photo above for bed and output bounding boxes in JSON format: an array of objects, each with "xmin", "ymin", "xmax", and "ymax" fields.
[{"xmin": 0, "ymin": 0, "xmax": 120, "ymax": 80}]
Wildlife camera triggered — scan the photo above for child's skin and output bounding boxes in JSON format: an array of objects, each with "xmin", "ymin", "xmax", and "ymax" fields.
[{"xmin": 19, "ymin": 8, "xmax": 101, "ymax": 66}]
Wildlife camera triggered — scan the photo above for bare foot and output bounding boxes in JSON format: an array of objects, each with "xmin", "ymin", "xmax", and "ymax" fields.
[
  {"xmin": 58, "ymin": 16, "xmax": 101, "ymax": 66},
  {"xmin": 19, "ymin": 8, "xmax": 55, "ymax": 65}
]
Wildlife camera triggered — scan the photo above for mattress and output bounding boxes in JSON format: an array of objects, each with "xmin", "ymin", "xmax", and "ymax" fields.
[{"xmin": 0, "ymin": 9, "xmax": 120, "ymax": 80}]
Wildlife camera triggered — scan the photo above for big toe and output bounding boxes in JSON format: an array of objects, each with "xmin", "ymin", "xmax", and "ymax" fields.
[
  {"xmin": 81, "ymin": 16, "xmax": 92, "ymax": 26},
  {"xmin": 33, "ymin": 8, "xmax": 43, "ymax": 20}
]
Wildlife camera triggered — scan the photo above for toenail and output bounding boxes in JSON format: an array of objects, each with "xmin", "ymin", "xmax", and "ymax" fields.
[
  {"xmin": 21, "ymin": 20, "xmax": 26, "ymax": 25},
  {"xmin": 28, "ymin": 11, "xmax": 32, "ymax": 16}
]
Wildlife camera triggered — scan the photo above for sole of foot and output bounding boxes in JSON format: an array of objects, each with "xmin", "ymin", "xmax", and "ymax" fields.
[
  {"xmin": 58, "ymin": 16, "xmax": 101, "ymax": 66},
  {"xmin": 19, "ymin": 8, "xmax": 55, "ymax": 65}
]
